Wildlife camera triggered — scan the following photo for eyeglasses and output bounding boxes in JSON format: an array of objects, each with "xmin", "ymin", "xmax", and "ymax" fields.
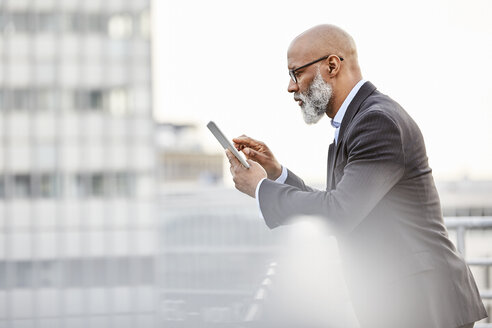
[{"xmin": 289, "ymin": 54, "xmax": 344, "ymax": 84}]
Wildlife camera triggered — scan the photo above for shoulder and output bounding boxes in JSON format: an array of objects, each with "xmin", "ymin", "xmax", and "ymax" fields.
[
  {"xmin": 359, "ymin": 90, "xmax": 402, "ymax": 121},
  {"xmin": 348, "ymin": 105, "xmax": 402, "ymax": 139},
  {"xmin": 342, "ymin": 102, "xmax": 405, "ymax": 163}
]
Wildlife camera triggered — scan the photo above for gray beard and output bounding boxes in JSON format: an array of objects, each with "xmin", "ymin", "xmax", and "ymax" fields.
[{"xmin": 297, "ymin": 71, "xmax": 333, "ymax": 124}]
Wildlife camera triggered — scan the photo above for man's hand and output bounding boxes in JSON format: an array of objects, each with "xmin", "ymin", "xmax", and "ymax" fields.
[
  {"xmin": 232, "ymin": 135, "xmax": 282, "ymax": 180},
  {"xmin": 226, "ymin": 149, "xmax": 267, "ymax": 198}
]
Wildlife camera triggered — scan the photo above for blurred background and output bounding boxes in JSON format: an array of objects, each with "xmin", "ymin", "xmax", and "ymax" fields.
[{"xmin": 0, "ymin": 0, "xmax": 491, "ymax": 327}]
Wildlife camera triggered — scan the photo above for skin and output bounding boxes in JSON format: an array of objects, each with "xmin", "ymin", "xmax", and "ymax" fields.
[{"xmin": 227, "ymin": 24, "xmax": 363, "ymax": 197}]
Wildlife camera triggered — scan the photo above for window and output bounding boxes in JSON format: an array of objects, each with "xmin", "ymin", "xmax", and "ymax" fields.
[
  {"xmin": 86, "ymin": 13, "xmax": 106, "ymax": 34},
  {"xmin": 70, "ymin": 13, "xmax": 86, "ymax": 33},
  {"xmin": 89, "ymin": 90, "xmax": 103, "ymax": 110},
  {"xmin": 9, "ymin": 174, "xmax": 62, "ymax": 199},
  {"xmin": 12, "ymin": 89, "xmax": 34, "ymax": 111},
  {"xmin": 13, "ymin": 174, "xmax": 32, "ymax": 198},
  {"xmin": 134, "ymin": 256, "xmax": 155, "ymax": 284},
  {"xmin": 0, "ymin": 88, "xmax": 55, "ymax": 111},
  {"xmin": 0, "ymin": 13, "xmax": 7, "ymax": 32},
  {"xmin": 36, "ymin": 13, "xmax": 60, "ymax": 33},
  {"xmin": 38, "ymin": 174, "xmax": 60, "ymax": 198},
  {"xmin": 72, "ymin": 88, "xmax": 130, "ymax": 113},
  {"xmin": 4, "ymin": 172, "xmax": 136, "ymax": 199},
  {"xmin": 0, "ymin": 88, "xmax": 57, "ymax": 112},
  {"xmin": 91, "ymin": 173, "xmax": 105, "ymax": 197},
  {"xmin": 15, "ymin": 261, "xmax": 34, "ymax": 288},
  {"xmin": 0, "ymin": 175, "xmax": 5, "ymax": 198},
  {"xmin": 74, "ymin": 89, "xmax": 103, "ymax": 111},
  {"xmin": 75, "ymin": 172, "xmax": 134, "ymax": 198},
  {"xmin": 76, "ymin": 173, "xmax": 91, "ymax": 198},
  {"xmin": 108, "ymin": 14, "xmax": 133, "ymax": 39},
  {"xmin": 113, "ymin": 257, "xmax": 130, "ymax": 286},
  {"xmin": 0, "ymin": 90, "xmax": 4, "ymax": 112},
  {"xmin": 108, "ymin": 88, "xmax": 128, "ymax": 116},
  {"xmin": 36, "ymin": 89, "xmax": 56, "ymax": 111},
  {"xmin": 63, "ymin": 259, "xmax": 83, "ymax": 286},
  {"xmin": 0, "ymin": 11, "xmax": 134, "ymax": 36},
  {"xmin": 37, "ymin": 261, "xmax": 59, "ymax": 287},
  {"xmin": 11, "ymin": 12, "xmax": 33, "ymax": 33},
  {"xmin": 115, "ymin": 172, "xmax": 135, "ymax": 197},
  {"xmin": 68, "ymin": 13, "xmax": 106, "ymax": 34}
]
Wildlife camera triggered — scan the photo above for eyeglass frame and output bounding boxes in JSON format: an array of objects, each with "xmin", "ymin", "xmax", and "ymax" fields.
[{"xmin": 289, "ymin": 54, "xmax": 344, "ymax": 84}]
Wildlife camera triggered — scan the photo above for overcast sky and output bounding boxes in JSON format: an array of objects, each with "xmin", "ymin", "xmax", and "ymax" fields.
[{"xmin": 152, "ymin": 0, "xmax": 492, "ymax": 183}]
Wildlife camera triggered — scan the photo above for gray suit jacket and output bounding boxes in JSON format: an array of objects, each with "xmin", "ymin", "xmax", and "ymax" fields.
[{"xmin": 258, "ymin": 81, "xmax": 487, "ymax": 327}]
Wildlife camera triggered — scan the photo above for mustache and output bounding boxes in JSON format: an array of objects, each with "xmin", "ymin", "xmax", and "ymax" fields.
[{"xmin": 294, "ymin": 92, "xmax": 305, "ymax": 102}]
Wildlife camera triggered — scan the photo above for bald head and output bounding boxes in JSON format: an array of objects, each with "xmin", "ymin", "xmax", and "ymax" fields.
[{"xmin": 288, "ymin": 24, "xmax": 360, "ymax": 74}]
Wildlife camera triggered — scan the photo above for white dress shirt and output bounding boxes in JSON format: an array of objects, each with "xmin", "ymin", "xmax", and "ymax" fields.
[
  {"xmin": 255, "ymin": 79, "xmax": 366, "ymax": 219},
  {"xmin": 331, "ymin": 79, "xmax": 366, "ymax": 145}
]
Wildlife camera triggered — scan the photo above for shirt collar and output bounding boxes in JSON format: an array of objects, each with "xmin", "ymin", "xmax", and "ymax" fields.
[{"xmin": 331, "ymin": 79, "xmax": 366, "ymax": 128}]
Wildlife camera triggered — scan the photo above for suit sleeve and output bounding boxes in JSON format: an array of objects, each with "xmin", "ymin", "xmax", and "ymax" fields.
[
  {"xmin": 283, "ymin": 169, "xmax": 317, "ymax": 192},
  {"xmin": 259, "ymin": 110, "xmax": 405, "ymax": 234}
]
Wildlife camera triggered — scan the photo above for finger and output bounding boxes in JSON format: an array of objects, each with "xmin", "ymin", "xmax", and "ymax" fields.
[
  {"xmin": 233, "ymin": 142, "xmax": 245, "ymax": 151},
  {"xmin": 225, "ymin": 149, "xmax": 240, "ymax": 167},
  {"xmin": 232, "ymin": 136, "xmax": 263, "ymax": 149},
  {"xmin": 243, "ymin": 147, "xmax": 269, "ymax": 162},
  {"xmin": 233, "ymin": 134, "xmax": 249, "ymax": 143},
  {"xmin": 233, "ymin": 135, "xmax": 249, "ymax": 150}
]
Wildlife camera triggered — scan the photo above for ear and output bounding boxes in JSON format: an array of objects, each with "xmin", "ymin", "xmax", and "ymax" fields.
[{"xmin": 325, "ymin": 55, "xmax": 342, "ymax": 77}]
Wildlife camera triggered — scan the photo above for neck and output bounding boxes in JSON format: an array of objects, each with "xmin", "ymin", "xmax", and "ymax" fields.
[{"xmin": 327, "ymin": 76, "xmax": 362, "ymax": 118}]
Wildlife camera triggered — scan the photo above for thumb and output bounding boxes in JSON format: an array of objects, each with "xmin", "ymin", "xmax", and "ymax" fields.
[{"xmin": 225, "ymin": 149, "xmax": 239, "ymax": 165}]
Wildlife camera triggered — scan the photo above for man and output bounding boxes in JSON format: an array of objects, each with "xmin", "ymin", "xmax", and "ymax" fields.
[{"xmin": 226, "ymin": 24, "xmax": 487, "ymax": 328}]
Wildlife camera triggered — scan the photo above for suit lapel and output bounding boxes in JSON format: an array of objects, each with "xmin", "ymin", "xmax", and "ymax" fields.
[
  {"xmin": 327, "ymin": 81, "xmax": 377, "ymax": 188},
  {"xmin": 326, "ymin": 142, "xmax": 335, "ymax": 189}
]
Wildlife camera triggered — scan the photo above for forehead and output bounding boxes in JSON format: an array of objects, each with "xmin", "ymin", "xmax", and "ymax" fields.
[{"xmin": 287, "ymin": 38, "xmax": 321, "ymax": 69}]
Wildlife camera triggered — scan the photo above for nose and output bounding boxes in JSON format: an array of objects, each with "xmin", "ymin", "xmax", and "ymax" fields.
[{"xmin": 287, "ymin": 78, "xmax": 299, "ymax": 93}]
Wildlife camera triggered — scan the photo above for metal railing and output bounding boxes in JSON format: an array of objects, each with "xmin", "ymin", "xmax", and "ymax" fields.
[
  {"xmin": 445, "ymin": 217, "xmax": 492, "ymax": 304},
  {"xmin": 441, "ymin": 216, "xmax": 491, "ymax": 327},
  {"xmin": 445, "ymin": 216, "xmax": 492, "ymax": 255},
  {"xmin": 242, "ymin": 216, "xmax": 492, "ymax": 327}
]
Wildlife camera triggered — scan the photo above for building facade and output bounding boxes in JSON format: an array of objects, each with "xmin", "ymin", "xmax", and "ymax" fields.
[{"xmin": 0, "ymin": 1, "xmax": 156, "ymax": 327}]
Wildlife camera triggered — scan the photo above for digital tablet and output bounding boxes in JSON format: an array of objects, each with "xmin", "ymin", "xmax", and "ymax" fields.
[{"xmin": 207, "ymin": 121, "xmax": 250, "ymax": 169}]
